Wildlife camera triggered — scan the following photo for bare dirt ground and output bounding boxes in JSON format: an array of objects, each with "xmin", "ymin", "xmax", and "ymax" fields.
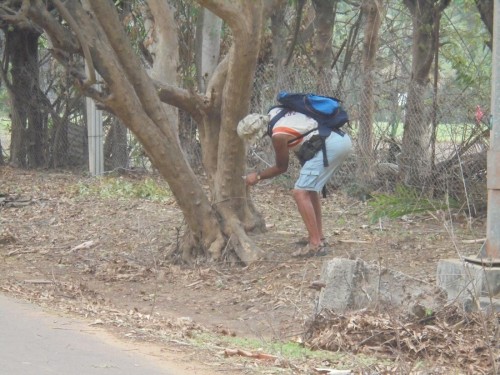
[{"xmin": 0, "ymin": 166, "xmax": 494, "ymax": 374}]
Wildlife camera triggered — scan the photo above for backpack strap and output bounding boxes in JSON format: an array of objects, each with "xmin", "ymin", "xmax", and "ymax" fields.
[
  {"xmin": 267, "ymin": 107, "xmax": 289, "ymax": 137},
  {"xmin": 321, "ymin": 139, "xmax": 329, "ymax": 198},
  {"xmin": 286, "ymin": 127, "xmax": 318, "ymax": 145},
  {"xmin": 321, "ymin": 137, "xmax": 328, "ymax": 167},
  {"xmin": 270, "ymin": 110, "xmax": 331, "ymax": 170}
]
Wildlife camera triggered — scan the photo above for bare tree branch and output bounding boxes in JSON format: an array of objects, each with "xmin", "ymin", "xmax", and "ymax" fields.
[{"xmin": 52, "ymin": 0, "xmax": 95, "ymax": 87}]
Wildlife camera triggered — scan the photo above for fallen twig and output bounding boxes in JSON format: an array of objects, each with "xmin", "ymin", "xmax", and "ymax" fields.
[
  {"xmin": 339, "ymin": 239, "xmax": 370, "ymax": 244},
  {"xmin": 461, "ymin": 238, "xmax": 486, "ymax": 244},
  {"xmin": 224, "ymin": 348, "xmax": 277, "ymax": 361},
  {"xmin": 7, "ymin": 249, "xmax": 36, "ymax": 256},
  {"xmin": 67, "ymin": 240, "xmax": 96, "ymax": 253},
  {"xmin": 314, "ymin": 369, "xmax": 352, "ymax": 375},
  {"xmin": 24, "ymin": 279, "xmax": 53, "ymax": 284}
]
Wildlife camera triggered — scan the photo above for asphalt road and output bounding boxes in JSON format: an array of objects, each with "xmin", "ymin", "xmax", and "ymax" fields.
[{"xmin": 0, "ymin": 293, "xmax": 180, "ymax": 375}]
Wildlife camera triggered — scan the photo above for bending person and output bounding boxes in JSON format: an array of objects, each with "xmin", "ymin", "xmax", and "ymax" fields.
[{"xmin": 238, "ymin": 108, "xmax": 352, "ymax": 257}]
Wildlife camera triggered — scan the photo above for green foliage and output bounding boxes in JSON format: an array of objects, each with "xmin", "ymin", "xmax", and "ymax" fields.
[
  {"xmin": 0, "ymin": 118, "xmax": 10, "ymax": 136},
  {"xmin": 120, "ymin": 2, "xmax": 148, "ymax": 56},
  {"xmin": 0, "ymin": 88, "xmax": 11, "ymax": 139},
  {"xmin": 440, "ymin": 2, "xmax": 491, "ymax": 91},
  {"xmin": 368, "ymin": 185, "xmax": 459, "ymax": 223},
  {"xmin": 75, "ymin": 177, "xmax": 172, "ymax": 202},
  {"xmin": 0, "ymin": 87, "xmax": 10, "ymax": 115},
  {"xmin": 191, "ymin": 331, "xmax": 388, "ymax": 367}
]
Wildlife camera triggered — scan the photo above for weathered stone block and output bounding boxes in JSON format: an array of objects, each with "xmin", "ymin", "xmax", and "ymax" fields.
[
  {"xmin": 317, "ymin": 258, "xmax": 446, "ymax": 313},
  {"xmin": 437, "ymin": 258, "xmax": 500, "ymax": 309}
]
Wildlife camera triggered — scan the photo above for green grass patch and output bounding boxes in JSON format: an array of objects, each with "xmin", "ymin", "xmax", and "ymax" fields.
[
  {"xmin": 190, "ymin": 331, "xmax": 389, "ymax": 369},
  {"xmin": 75, "ymin": 176, "xmax": 172, "ymax": 202},
  {"xmin": 368, "ymin": 185, "xmax": 459, "ymax": 223}
]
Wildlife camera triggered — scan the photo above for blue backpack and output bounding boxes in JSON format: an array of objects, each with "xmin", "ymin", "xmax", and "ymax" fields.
[
  {"xmin": 267, "ymin": 91, "xmax": 349, "ymax": 172},
  {"xmin": 267, "ymin": 91, "xmax": 349, "ymax": 139}
]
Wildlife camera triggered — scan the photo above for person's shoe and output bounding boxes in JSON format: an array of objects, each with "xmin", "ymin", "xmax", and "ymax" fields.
[
  {"xmin": 314, "ymin": 246, "xmax": 329, "ymax": 257},
  {"xmin": 291, "ymin": 243, "xmax": 329, "ymax": 258},
  {"xmin": 294, "ymin": 237, "xmax": 328, "ymax": 246}
]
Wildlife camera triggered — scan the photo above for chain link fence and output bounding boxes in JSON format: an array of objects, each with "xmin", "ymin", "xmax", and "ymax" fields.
[
  {"xmin": 246, "ymin": 63, "xmax": 490, "ymax": 213},
  {"xmin": 1, "ymin": 57, "xmax": 489, "ymax": 213}
]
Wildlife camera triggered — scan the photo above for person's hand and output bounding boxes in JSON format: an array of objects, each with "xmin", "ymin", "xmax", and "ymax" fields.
[{"xmin": 245, "ymin": 172, "xmax": 260, "ymax": 186}]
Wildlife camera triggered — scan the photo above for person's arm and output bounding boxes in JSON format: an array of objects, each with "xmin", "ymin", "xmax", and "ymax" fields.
[{"xmin": 246, "ymin": 135, "xmax": 290, "ymax": 186}]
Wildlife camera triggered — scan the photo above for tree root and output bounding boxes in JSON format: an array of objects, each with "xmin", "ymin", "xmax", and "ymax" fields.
[
  {"xmin": 228, "ymin": 222, "xmax": 265, "ymax": 265},
  {"xmin": 167, "ymin": 221, "xmax": 265, "ymax": 265}
]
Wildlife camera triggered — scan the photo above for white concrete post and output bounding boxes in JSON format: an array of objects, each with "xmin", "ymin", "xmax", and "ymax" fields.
[
  {"xmin": 85, "ymin": 63, "xmax": 104, "ymax": 176},
  {"xmin": 486, "ymin": 0, "xmax": 500, "ymax": 258},
  {"xmin": 86, "ymin": 97, "xmax": 103, "ymax": 176}
]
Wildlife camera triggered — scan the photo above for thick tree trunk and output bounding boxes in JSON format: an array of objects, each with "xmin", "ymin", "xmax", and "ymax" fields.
[
  {"xmin": 198, "ymin": 0, "xmax": 267, "ymax": 260},
  {"xmin": 399, "ymin": 0, "xmax": 450, "ymax": 188},
  {"xmin": 10, "ymin": 0, "xmax": 269, "ymax": 264},
  {"xmin": 145, "ymin": 0, "xmax": 180, "ymax": 137},
  {"xmin": 337, "ymin": 12, "xmax": 363, "ymax": 93},
  {"xmin": 5, "ymin": 27, "xmax": 45, "ymax": 168},
  {"xmin": 103, "ymin": 117, "xmax": 128, "ymax": 170},
  {"xmin": 312, "ymin": 0, "xmax": 335, "ymax": 92},
  {"xmin": 356, "ymin": 0, "xmax": 383, "ymax": 188},
  {"xmin": 269, "ymin": 4, "xmax": 289, "ymax": 91},
  {"xmin": 475, "ymin": 0, "xmax": 493, "ymax": 49},
  {"xmin": 270, "ymin": 6, "xmax": 287, "ymax": 68},
  {"xmin": 195, "ymin": 9, "xmax": 222, "ymax": 94},
  {"xmin": 50, "ymin": 111, "xmax": 69, "ymax": 168},
  {"xmin": 82, "ymin": 0, "xmax": 230, "ymax": 261}
]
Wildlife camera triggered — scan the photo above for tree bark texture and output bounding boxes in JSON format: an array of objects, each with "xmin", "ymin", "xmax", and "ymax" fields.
[
  {"xmin": 475, "ymin": 0, "xmax": 493, "ymax": 49},
  {"xmin": 356, "ymin": 0, "xmax": 383, "ymax": 187},
  {"xmin": 312, "ymin": 0, "xmax": 336, "ymax": 92},
  {"xmin": 400, "ymin": 0, "xmax": 450, "ymax": 188},
  {"xmin": 103, "ymin": 117, "xmax": 128, "ymax": 170},
  {"xmin": 5, "ymin": 27, "xmax": 46, "ymax": 168},
  {"xmin": 195, "ymin": 9, "xmax": 222, "ymax": 94},
  {"xmin": 144, "ymin": 0, "xmax": 180, "ymax": 138},
  {"xmin": 8, "ymin": 0, "xmax": 268, "ymax": 264},
  {"xmin": 198, "ymin": 0, "xmax": 268, "ymax": 261}
]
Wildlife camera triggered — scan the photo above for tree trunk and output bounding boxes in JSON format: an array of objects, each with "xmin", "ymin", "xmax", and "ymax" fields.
[
  {"xmin": 196, "ymin": 0, "xmax": 268, "ymax": 261},
  {"xmin": 103, "ymin": 117, "xmax": 128, "ymax": 170},
  {"xmin": 399, "ymin": 0, "xmax": 450, "ymax": 188},
  {"xmin": 356, "ymin": 0, "xmax": 383, "ymax": 188},
  {"xmin": 5, "ymin": 26, "xmax": 45, "ymax": 168},
  {"xmin": 145, "ymin": 0, "xmax": 180, "ymax": 138},
  {"xmin": 312, "ymin": 0, "xmax": 335, "ymax": 93},
  {"xmin": 270, "ymin": 5, "xmax": 287, "ymax": 68},
  {"xmin": 269, "ymin": 3, "xmax": 289, "ymax": 91},
  {"xmin": 195, "ymin": 9, "xmax": 222, "ymax": 94},
  {"xmin": 50, "ymin": 110, "xmax": 69, "ymax": 168},
  {"xmin": 475, "ymin": 0, "xmax": 493, "ymax": 49},
  {"xmin": 337, "ymin": 12, "xmax": 362, "ymax": 93},
  {"xmin": 23, "ymin": 0, "xmax": 267, "ymax": 264}
]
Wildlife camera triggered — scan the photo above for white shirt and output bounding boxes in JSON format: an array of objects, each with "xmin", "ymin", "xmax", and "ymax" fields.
[{"xmin": 268, "ymin": 107, "xmax": 319, "ymax": 149}]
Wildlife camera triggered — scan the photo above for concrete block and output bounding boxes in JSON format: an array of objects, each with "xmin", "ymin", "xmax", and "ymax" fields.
[
  {"xmin": 437, "ymin": 258, "xmax": 500, "ymax": 306},
  {"xmin": 317, "ymin": 258, "xmax": 446, "ymax": 313}
]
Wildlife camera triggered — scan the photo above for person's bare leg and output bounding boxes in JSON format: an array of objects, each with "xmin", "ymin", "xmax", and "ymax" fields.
[
  {"xmin": 310, "ymin": 191, "xmax": 324, "ymax": 240},
  {"xmin": 292, "ymin": 189, "xmax": 322, "ymax": 246}
]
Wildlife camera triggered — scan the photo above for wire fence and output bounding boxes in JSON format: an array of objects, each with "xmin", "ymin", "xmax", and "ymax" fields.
[
  {"xmin": 246, "ymin": 63, "xmax": 490, "ymax": 213},
  {"xmin": 0, "ymin": 59, "xmax": 489, "ymax": 213}
]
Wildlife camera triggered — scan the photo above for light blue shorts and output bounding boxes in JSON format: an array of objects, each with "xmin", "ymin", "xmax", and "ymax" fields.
[{"xmin": 294, "ymin": 132, "xmax": 352, "ymax": 192}]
